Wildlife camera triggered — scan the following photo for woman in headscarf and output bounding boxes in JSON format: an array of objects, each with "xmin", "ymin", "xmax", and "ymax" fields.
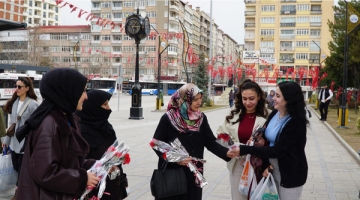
[
  {"xmin": 266, "ymin": 90, "xmax": 275, "ymax": 110},
  {"xmin": 15, "ymin": 68, "xmax": 100, "ymax": 200},
  {"xmin": 152, "ymin": 83, "xmax": 238, "ymax": 200},
  {"xmin": 75, "ymin": 90, "xmax": 128, "ymax": 200}
]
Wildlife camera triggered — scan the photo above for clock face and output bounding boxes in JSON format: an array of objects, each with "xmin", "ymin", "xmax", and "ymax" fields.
[
  {"xmin": 126, "ymin": 19, "xmax": 141, "ymax": 35},
  {"xmin": 145, "ymin": 17, "xmax": 150, "ymax": 35}
]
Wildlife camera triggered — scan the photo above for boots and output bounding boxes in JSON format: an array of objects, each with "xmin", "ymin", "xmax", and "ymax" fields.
[{"xmin": 11, "ymin": 189, "xmax": 17, "ymax": 200}]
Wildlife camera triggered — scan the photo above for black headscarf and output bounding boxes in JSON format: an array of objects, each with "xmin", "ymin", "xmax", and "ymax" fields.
[
  {"xmin": 16, "ymin": 68, "xmax": 87, "ymax": 143},
  {"xmin": 75, "ymin": 90, "xmax": 116, "ymax": 149}
]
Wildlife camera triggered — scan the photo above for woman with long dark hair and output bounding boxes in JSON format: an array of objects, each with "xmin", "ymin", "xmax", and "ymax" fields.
[
  {"xmin": 217, "ymin": 79, "xmax": 268, "ymax": 200},
  {"xmin": 75, "ymin": 90, "xmax": 128, "ymax": 199},
  {"xmin": 15, "ymin": 68, "xmax": 100, "ymax": 200},
  {"xmin": 236, "ymin": 81, "xmax": 308, "ymax": 199},
  {"xmin": 152, "ymin": 83, "xmax": 238, "ymax": 200},
  {"xmin": 2, "ymin": 77, "xmax": 39, "ymax": 200}
]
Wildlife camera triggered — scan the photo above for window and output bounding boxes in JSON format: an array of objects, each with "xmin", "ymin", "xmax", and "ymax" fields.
[
  {"xmin": 146, "ymin": 35, "xmax": 156, "ymax": 40},
  {"xmin": 147, "ymin": 0, "xmax": 156, "ymax": 6},
  {"xmin": 164, "ymin": 11, "xmax": 168, "ymax": 17},
  {"xmin": 261, "ymin": 29, "xmax": 274, "ymax": 35},
  {"xmin": 101, "ymin": 13, "xmax": 111, "ymax": 19},
  {"xmin": 311, "ymin": 5, "xmax": 321, "ymax": 11},
  {"xmin": 43, "ymin": 3, "xmax": 46, "ymax": 9},
  {"xmin": 114, "ymin": 13, "xmax": 122, "ymax": 18},
  {"xmin": 113, "ymin": 1, "xmax": 122, "ymax": 7},
  {"xmin": 261, "ymin": 5, "xmax": 275, "ymax": 12},
  {"xmin": 93, "ymin": 35, "xmax": 100, "ymax": 41},
  {"xmin": 150, "ymin": 23, "xmax": 156, "ymax": 29},
  {"xmin": 260, "ymin": 65, "xmax": 274, "ymax": 71},
  {"xmin": 103, "ymin": 24, "xmax": 111, "ymax": 30},
  {"xmin": 123, "ymin": 12, "xmax": 133, "ymax": 18},
  {"xmin": 147, "ymin": 68, "xmax": 155, "ymax": 74},
  {"xmin": 297, "ymin": 17, "xmax": 309, "ymax": 23},
  {"xmin": 103, "ymin": 46, "xmax": 111, "ymax": 52},
  {"xmin": 92, "ymin": 2, "xmax": 100, "ymax": 8},
  {"xmin": 61, "ymin": 46, "xmax": 71, "ymax": 52},
  {"xmin": 29, "ymin": 9, "xmax": 32, "ymax": 15},
  {"xmin": 138, "ymin": 0, "xmax": 145, "ymax": 7},
  {"xmin": 123, "ymin": 1, "xmax": 134, "ymax": 7},
  {"xmin": 113, "ymin": 46, "xmax": 122, "ymax": 52},
  {"xmin": 281, "ymin": 5, "xmax": 296, "ymax": 11},
  {"xmin": 50, "ymin": 46, "xmax": 60, "ymax": 52},
  {"xmin": 43, "ymin": 20, "xmax": 46, "ymax": 26},
  {"xmin": 165, "ymin": 0, "xmax": 168, "ymax": 6},
  {"xmin": 55, "ymin": 7, "xmax": 58, "ymax": 13},
  {"xmin": 281, "ymin": 41, "xmax": 293, "ymax": 48},
  {"xmin": 260, "ymin": 41, "xmax": 274, "ymax": 47},
  {"xmin": 261, "ymin": 17, "xmax": 275, "ymax": 23},
  {"xmin": 297, "ymin": 4, "xmax": 309, "ymax": 11},
  {"xmin": 81, "ymin": 57, "xmax": 91, "ymax": 63},
  {"xmin": 92, "ymin": 24, "xmax": 102, "ymax": 31},
  {"xmin": 146, "ymin": 12, "xmax": 156, "ymax": 18},
  {"xmin": 281, "ymin": 29, "xmax": 295, "ymax": 35},
  {"xmin": 61, "ymin": 57, "xmax": 72, "ymax": 63},
  {"xmin": 43, "ymin": 12, "xmax": 46, "ymax": 18},
  {"xmin": 168, "ymin": 46, "xmax": 178, "ymax": 52},
  {"xmin": 296, "ymin": 53, "xmax": 308, "ymax": 60},
  {"xmin": 309, "ymin": 54, "xmax": 319, "ymax": 60},
  {"xmin": 123, "ymin": 35, "xmax": 132, "ymax": 40},
  {"xmin": 55, "ymin": 23, "xmax": 58, "ymax": 26},
  {"xmin": 296, "ymin": 41, "xmax": 309, "ymax": 47},
  {"xmin": 101, "ymin": 35, "xmax": 111, "ymax": 41},
  {"xmin": 311, "ymin": 16, "xmax": 321, "ymax": 22},
  {"xmin": 297, "ymin": 29, "xmax": 309, "ymax": 35},
  {"xmin": 310, "ymin": 29, "xmax": 321, "ymax": 36},
  {"xmin": 145, "ymin": 46, "xmax": 156, "ymax": 52},
  {"xmin": 164, "ymin": 23, "xmax": 168, "ymax": 29},
  {"xmin": 51, "ymin": 57, "xmax": 60, "ymax": 63},
  {"xmin": 28, "ymin": 17, "xmax": 32, "ymax": 24},
  {"xmin": 81, "ymin": 34, "xmax": 90, "ymax": 40},
  {"xmin": 260, "ymin": 54, "xmax": 274, "ymax": 58},
  {"xmin": 29, "ymin": 1, "xmax": 32, "ymax": 6},
  {"xmin": 101, "ymin": 2, "xmax": 111, "ymax": 8},
  {"xmin": 10, "ymin": 14, "xmax": 13, "ymax": 21},
  {"xmin": 310, "ymin": 41, "xmax": 320, "ymax": 51},
  {"xmin": 113, "ymin": 35, "xmax": 122, "ymax": 41},
  {"xmin": 123, "ymin": 46, "xmax": 134, "ymax": 52},
  {"xmin": 281, "ymin": 17, "xmax": 295, "ymax": 23}
]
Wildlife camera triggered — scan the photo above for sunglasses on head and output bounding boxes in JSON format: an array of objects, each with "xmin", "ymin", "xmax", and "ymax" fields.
[{"xmin": 15, "ymin": 85, "xmax": 25, "ymax": 89}]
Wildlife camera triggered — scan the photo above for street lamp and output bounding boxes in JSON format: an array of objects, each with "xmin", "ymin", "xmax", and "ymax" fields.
[{"xmin": 125, "ymin": 8, "xmax": 150, "ymax": 119}]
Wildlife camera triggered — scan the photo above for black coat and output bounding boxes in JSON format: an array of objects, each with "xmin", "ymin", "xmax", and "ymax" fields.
[
  {"xmin": 240, "ymin": 110, "xmax": 308, "ymax": 188},
  {"xmin": 153, "ymin": 114, "xmax": 230, "ymax": 200}
]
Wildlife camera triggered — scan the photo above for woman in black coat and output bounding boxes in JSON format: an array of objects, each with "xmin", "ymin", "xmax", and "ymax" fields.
[
  {"xmin": 76, "ymin": 90, "xmax": 127, "ymax": 200},
  {"xmin": 152, "ymin": 83, "xmax": 237, "ymax": 200},
  {"xmin": 237, "ymin": 81, "xmax": 308, "ymax": 200}
]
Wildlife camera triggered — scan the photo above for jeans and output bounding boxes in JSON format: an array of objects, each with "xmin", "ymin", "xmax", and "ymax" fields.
[{"xmin": 229, "ymin": 99, "xmax": 234, "ymax": 107}]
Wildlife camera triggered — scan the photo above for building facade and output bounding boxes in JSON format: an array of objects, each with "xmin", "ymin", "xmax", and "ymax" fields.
[
  {"xmin": 23, "ymin": 0, "xmax": 61, "ymax": 26},
  {"xmin": 0, "ymin": 0, "xmax": 24, "ymax": 23},
  {"xmin": 244, "ymin": 0, "xmax": 333, "ymax": 97}
]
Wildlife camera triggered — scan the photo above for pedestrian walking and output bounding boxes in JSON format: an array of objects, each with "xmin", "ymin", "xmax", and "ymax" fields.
[
  {"xmin": 216, "ymin": 79, "xmax": 268, "ymax": 200},
  {"xmin": 152, "ymin": 83, "xmax": 238, "ymax": 200},
  {"xmin": 2, "ymin": 77, "xmax": 39, "ymax": 200},
  {"xmin": 266, "ymin": 90, "xmax": 275, "ymax": 110},
  {"xmin": 76, "ymin": 90, "xmax": 128, "ymax": 200},
  {"xmin": 15, "ymin": 68, "xmax": 100, "ymax": 200},
  {"xmin": 229, "ymin": 89, "xmax": 234, "ymax": 107},
  {"xmin": 318, "ymin": 83, "xmax": 333, "ymax": 121},
  {"xmin": 236, "ymin": 81, "xmax": 308, "ymax": 200},
  {"xmin": 0, "ymin": 107, "xmax": 6, "ymax": 153}
]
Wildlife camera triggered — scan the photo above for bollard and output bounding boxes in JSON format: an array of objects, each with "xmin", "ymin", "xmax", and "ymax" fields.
[
  {"xmin": 156, "ymin": 98, "xmax": 162, "ymax": 110},
  {"xmin": 338, "ymin": 107, "xmax": 348, "ymax": 127},
  {"xmin": 315, "ymin": 100, "xmax": 319, "ymax": 110}
]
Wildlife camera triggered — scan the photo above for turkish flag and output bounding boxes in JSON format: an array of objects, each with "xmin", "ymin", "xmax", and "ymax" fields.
[
  {"xmin": 171, "ymin": 60, "xmax": 174, "ymax": 66},
  {"xmin": 331, "ymin": 81, "xmax": 335, "ymax": 92},
  {"xmin": 306, "ymin": 78, "xmax": 309, "ymax": 86},
  {"xmin": 88, "ymin": 48, "xmax": 92, "ymax": 54},
  {"xmin": 128, "ymin": 56, "xmax": 131, "ymax": 63},
  {"xmin": 147, "ymin": 59, "xmax": 150, "ymax": 64}
]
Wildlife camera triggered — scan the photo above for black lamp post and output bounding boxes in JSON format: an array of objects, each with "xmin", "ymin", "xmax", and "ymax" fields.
[{"xmin": 125, "ymin": 8, "xmax": 150, "ymax": 119}]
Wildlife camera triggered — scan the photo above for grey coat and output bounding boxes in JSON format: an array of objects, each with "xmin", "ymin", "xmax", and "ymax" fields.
[{"xmin": 3, "ymin": 97, "xmax": 39, "ymax": 153}]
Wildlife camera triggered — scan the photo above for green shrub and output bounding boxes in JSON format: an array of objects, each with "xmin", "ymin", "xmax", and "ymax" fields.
[{"xmin": 311, "ymin": 94, "xmax": 318, "ymax": 103}]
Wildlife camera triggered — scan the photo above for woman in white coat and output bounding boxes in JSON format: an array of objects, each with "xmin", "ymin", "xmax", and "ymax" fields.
[{"xmin": 217, "ymin": 79, "xmax": 268, "ymax": 200}]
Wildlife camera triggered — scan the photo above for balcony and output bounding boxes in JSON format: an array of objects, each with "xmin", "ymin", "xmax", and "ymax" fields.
[
  {"xmin": 281, "ymin": 10, "xmax": 296, "ymax": 15},
  {"xmin": 168, "ymin": 51, "xmax": 177, "ymax": 57},
  {"xmin": 280, "ymin": 46, "xmax": 295, "ymax": 51},
  {"xmin": 310, "ymin": 22, "xmax": 322, "ymax": 27},
  {"xmin": 92, "ymin": 7, "xmax": 101, "ymax": 11},
  {"xmin": 309, "ymin": 59, "xmax": 320, "ymax": 63},
  {"xmin": 280, "ymin": 58, "xmax": 294, "ymax": 63},
  {"xmin": 245, "ymin": 11, "xmax": 256, "ymax": 16},
  {"xmin": 200, "ymin": 41, "xmax": 207, "ymax": 46},
  {"xmin": 244, "ymin": 23, "xmax": 255, "ymax": 28},
  {"xmin": 201, "ymin": 21, "xmax": 207, "ymax": 27},
  {"xmin": 311, "ymin": 10, "xmax": 322, "ymax": 14},
  {"xmin": 280, "ymin": 34, "xmax": 295, "ymax": 39},
  {"xmin": 169, "ymin": 16, "xmax": 178, "ymax": 22},
  {"xmin": 91, "ymin": 40, "xmax": 101, "ymax": 44},
  {"xmin": 168, "ymin": 39, "xmax": 177, "ymax": 45},
  {"xmin": 111, "ymin": 40, "xmax": 122, "ymax": 44},
  {"xmin": 245, "ymin": 35, "xmax": 255, "ymax": 40},
  {"xmin": 201, "ymin": 31, "xmax": 207, "ymax": 38},
  {"xmin": 112, "ymin": 6, "xmax": 122, "ymax": 10},
  {"xmin": 112, "ymin": 50, "xmax": 122, "ymax": 55},
  {"xmin": 280, "ymin": 22, "xmax": 296, "ymax": 27},
  {"xmin": 112, "ymin": 17, "xmax": 122, "ymax": 22},
  {"xmin": 281, "ymin": 0, "xmax": 296, "ymax": 2},
  {"xmin": 169, "ymin": 27, "xmax": 178, "ymax": 33},
  {"xmin": 310, "ymin": 35, "xmax": 321, "ymax": 39},
  {"xmin": 91, "ymin": 29, "xmax": 101, "ymax": 33},
  {"xmin": 112, "ymin": 29, "xmax": 122, "ymax": 33},
  {"xmin": 244, "ymin": 0, "xmax": 256, "ymax": 4},
  {"xmin": 170, "ymin": 4, "xmax": 179, "ymax": 13}
]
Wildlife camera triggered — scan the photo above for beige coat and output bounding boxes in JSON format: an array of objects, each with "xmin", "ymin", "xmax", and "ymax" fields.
[{"xmin": 216, "ymin": 111, "xmax": 266, "ymax": 172}]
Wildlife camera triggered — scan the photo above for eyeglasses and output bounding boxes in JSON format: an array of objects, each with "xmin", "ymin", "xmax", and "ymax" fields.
[{"xmin": 15, "ymin": 85, "xmax": 25, "ymax": 89}]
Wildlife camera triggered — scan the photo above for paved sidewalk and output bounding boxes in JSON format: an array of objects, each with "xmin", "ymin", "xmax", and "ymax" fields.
[{"xmin": 1, "ymin": 98, "xmax": 360, "ymax": 199}]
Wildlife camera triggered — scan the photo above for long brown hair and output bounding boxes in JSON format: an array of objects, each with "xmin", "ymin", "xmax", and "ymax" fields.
[
  {"xmin": 4, "ymin": 77, "xmax": 38, "ymax": 114},
  {"xmin": 226, "ymin": 79, "xmax": 268, "ymax": 124}
]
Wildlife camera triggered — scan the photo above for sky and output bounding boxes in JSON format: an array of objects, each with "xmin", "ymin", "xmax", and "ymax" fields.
[{"xmin": 61, "ymin": 0, "xmax": 340, "ymax": 45}]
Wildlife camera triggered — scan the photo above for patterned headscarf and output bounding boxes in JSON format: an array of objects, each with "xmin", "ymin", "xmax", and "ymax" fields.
[{"xmin": 166, "ymin": 83, "xmax": 204, "ymax": 133}]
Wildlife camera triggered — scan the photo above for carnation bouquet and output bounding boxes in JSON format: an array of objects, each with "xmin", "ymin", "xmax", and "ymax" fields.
[{"xmin": 216, "ymin": 133, "xmax": 237, "ymax": 150}]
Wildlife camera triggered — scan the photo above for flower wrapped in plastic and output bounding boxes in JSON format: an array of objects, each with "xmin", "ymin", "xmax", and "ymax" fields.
[
  {"xmin": 150, "ymin": 138, "xmax": 208, "ymax": 188},
  {"xmin": 79, "ymin": 140, "xmax": 131, "ymax": 200},
  {"xmin": 216, "ymin": 133, "xmax": 237, "ymax": 150}
]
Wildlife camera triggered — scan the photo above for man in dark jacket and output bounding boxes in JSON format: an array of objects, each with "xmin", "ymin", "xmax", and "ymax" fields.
[{"xmin": 318, "ymin": 83, "xmax": 333, "ymax": 121}]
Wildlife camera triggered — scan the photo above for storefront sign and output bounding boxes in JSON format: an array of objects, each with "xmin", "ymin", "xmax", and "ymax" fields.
[
  {"xmin": 243, "ymin": 51, "xmax": 259, "ymax": 60},
  {"xmin": 260, "ymin": 48, "xmax": 274, "ymax": 53},
  {"xmin": 243, "ymin": 57, "xmax": 277, "ymax": 64}
]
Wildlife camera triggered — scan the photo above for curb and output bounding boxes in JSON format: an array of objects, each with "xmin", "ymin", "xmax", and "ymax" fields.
[
  {"xmin": 203, "ymin": 106, "xmax": 228, "ymax": 113},
  {"xmin": 308, "ymin": 106, "xmax": 360, "ymax": 165}
]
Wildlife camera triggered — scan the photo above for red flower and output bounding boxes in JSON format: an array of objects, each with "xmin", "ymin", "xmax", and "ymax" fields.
[
  {"xmin": 115, "ymin": 152, "xmax": 122, "ymax": 157},
  {"xmin": 163, "ymin": 152, "xmax": 167, "ymax": 160},
  {"xmin": 218, "ymin": 133, "xmax": 230, "ymax": 142},
  {"xmin": 150, "ymin": 141, "xmax": 155, "ymax": 148},
  {"xmin": 123, "ymin": 153, "xmax": 131, "ymax": 165},
  {"xmin": 108, "ymin": 146, "xmax": 116, "ymax": 152}
]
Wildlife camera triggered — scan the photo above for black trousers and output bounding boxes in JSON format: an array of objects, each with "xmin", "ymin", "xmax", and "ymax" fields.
[
  {"xmin": 319, "ymin": 101, "xmax": 330, "ymax": 120},
  {"xmin": 11, "ymin": 151, "xmax": 23, "ymax": 187}
]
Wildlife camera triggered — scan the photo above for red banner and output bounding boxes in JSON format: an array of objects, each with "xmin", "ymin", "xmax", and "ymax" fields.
[{"xmin": 331, "ymin": 81, "xmax": 335, "ymax": 92}]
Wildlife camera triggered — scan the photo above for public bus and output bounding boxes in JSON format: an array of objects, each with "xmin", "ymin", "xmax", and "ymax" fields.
[
  {"xmin": 0, "ymin": 73, "xmax": 42, "ymax": 99},
  {"xmin": 125, "ymin": 81, "xmax": 185, "ymax": 95},
  {"xmin": 86, "ymin": 78, "xmax": 117, "ymax": 95}
]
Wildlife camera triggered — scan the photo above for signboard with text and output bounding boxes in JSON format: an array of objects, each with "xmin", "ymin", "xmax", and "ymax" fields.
[{"xmin": 243, "ymin": 57, "xmax": 277, "ymax": 64}]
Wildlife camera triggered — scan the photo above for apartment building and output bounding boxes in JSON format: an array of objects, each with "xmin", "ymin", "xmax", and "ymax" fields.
[
  {"xmin": 244, "ymin": 0, "xmax": 333, "ymax": 97},
  {"xmin": 23, "ymin": 0, "xmax": 61, "ymax": 26},
  {"xmin": 0, "ymin": 0, "xmax": 24, "ymax": 23}
]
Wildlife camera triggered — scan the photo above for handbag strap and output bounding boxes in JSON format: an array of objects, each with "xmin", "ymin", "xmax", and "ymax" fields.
[
  {"xmin": 14, "ymin": 100, "xmax": 31, "ymax": 124},
  {"xmin": 160, "ymin": 161, "xmax": 168, "ymax": 173},
  {"xmin": 274, "ymin": 117, "xmax": 290, "ymax": 145}
]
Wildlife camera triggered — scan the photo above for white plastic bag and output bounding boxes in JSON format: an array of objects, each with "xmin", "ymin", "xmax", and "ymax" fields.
[
  {"xmin": 238, "ymin": 154, "xmax": 254, "ymax": 196},
  {"xmin": 0, "ymin": 147, "xmax": 17, "ymax": 191},
  {"xmin": 250, "ymin": 173, "xmax": 280, "ymax": 200}
]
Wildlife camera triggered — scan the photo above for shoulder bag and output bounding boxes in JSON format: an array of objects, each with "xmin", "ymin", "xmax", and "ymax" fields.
[
  {"xmin": 6, "ymin": 100, "xmax": 31, "ymax": 137},
  {"xmin": 150, "ymin": 161, "xmax": 188, "ymax": 198}
]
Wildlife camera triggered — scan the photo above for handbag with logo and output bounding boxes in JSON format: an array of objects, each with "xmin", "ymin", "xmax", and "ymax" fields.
[
  {"xmin": 150, "ymin": 161, "xmax": 187, "ymax": 198},
  {"xmin": 6, "ymin": 100, "xmax": 31, "ymax": 137}
]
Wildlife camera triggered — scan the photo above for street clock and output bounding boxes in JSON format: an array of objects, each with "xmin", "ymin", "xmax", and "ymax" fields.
[{"xmin": 125, "ymin": 11, "xmax": 150, "ymax": 40}]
